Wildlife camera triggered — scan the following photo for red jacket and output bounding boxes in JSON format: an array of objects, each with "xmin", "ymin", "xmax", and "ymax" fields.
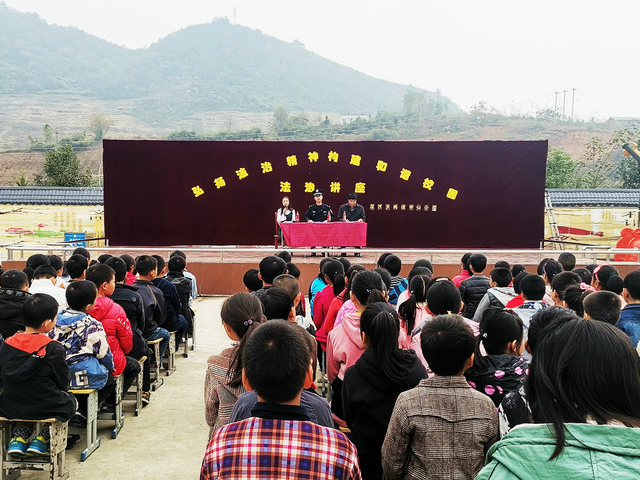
[
  {"xmin": 313, "ymin": 285, "xmax": 335, "ymax": 329},
  {"xmin": 90, "ymin": 296, "xmax": 133, "ymax": 375}
]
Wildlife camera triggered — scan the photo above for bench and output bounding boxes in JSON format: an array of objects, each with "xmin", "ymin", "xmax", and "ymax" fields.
[
  {"xmin": 96, "ymin": 374, "xmax": 124, "ymax": 440},
  {"xmin": 67, "ymin": 389, "xmax": 100, "ymax": 462},
  {"xmin": 0, "ymin": 417, "xmax": 68, "ymax": 480},
  {"xmin": 146, "ymin": 338, "xmax": 164, "ymax": 391},
  {"xmin": 124, "ymin": 356, "xmax": 147, "ymax": 416},
  {"xmin": 166, "ymin": 332, "xmax": 177, "ymax": 376}
]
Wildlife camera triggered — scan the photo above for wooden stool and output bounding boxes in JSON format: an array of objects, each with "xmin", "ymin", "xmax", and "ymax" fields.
[
  {"xmin": 97, "ymin": 374, "xmax": 124, "ymax": 439},
  {"xmin": 166, "ymin": 332, "xmax": 177, "ymax": 376},
  {"xmin": 0, "ymin": 417, "xmax": 68, "ymax": 480},
  {"xmin": 68, "ymin": 389, "xmax": 100, "ymax": 462},
  {"xmin": 146, "ymin": 338, "xmax": 164, "ymax": 391},
  {"xmin": 125, "ymin": 356, "xmax": 147, "ymax": 416}
]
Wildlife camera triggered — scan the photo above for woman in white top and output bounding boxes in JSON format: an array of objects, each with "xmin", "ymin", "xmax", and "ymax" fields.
[{"xmin": 276, "ymin": 196, "xmax": 296, "ymax": 222}]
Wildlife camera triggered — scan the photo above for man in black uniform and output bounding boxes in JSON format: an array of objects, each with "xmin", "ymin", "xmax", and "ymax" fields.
[
  {"xmin": 337, "ymin": 193, "xmax": 366, "ymax": 257},
  {"xmin": 303, "ymin": 189, "xmax": 333, "ymax": 257}
]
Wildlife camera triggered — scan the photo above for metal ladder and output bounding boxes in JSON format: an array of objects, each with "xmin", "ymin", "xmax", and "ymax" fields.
[{"xmin": 544, "ymin": 190, "xmax": 564, "ymax": 249}]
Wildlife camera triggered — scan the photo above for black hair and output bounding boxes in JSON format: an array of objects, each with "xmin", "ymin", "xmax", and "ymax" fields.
[
  {"xmin": 460, "ymin": 252, "xmax": 473, "ymax": 275},
  {"xmin": 360, "ymin": 303, "xmax": 425, "ymax": 385},
  {"xmin": 351, "ymin": 270, "xmax": 385, "ymax": 305},
  {"xmin": 316, "ymin": 257, "xmax": 334, "ymax": 281},
  {"xmin": 421, "ymin": 314, "xmax": 475, "ymax": 376},
  {"xmin": 286, "ymin": 262, "xmax": 300, "ymax": 279},
  {"xmin": 33, "ymin": 265, "xmax": 57, "ymax": 279},
  {"xmin": 537, "ymin": 258, "xmax": 554, "ymax": 276},
  {"xmin": 407, "ymin": 266, "xmax": 433, "ymax": 284},
  {"xmin": 585, "ymin": 264, "xmax": 598, "ymax": 274},
  {"xmin": 511, "ymin": 264, "xmax": 526, "ymax": 278},
  {"xmin": 72, "ymin": 247, "xmax": 90, "ymax": 260},
  {"xmin": 260, "ymin": 287, "xmax": 294, "ymax": 321},
  {"xmin": 558, "ymin": 252, "xmax": 576, "ymax": 271},
  {"xmin": 583, "ymin": 291, "xmax": 622, "ymax": 325},
  {"xmin": 413, "ymin": 259, "xmax": 433, "ymax": 273},
  {"xmin": 105, "ymin": 257, "xmax": 128, "ymax": 283},
  {"xmin": 46, "ymin": 255, "xmax": 63, "ymax": 272},
  {"xmin": 337, "ymin": 257, "xmax": 351, "ymax": 275},
  {"xmin": 398, "ymin": 274, "xmax": 429, "ymax": 333},
  {"xmin": 24, "ymin": 254, "xmax": 50, "ymax": 283},
  {"xmin": 563, "ymin": 286, "xmax": 590, "ymax": 317},
  {"xmin": 520, "ymin": 274, "xmax": 545, "ymax": 301},
  {"xmin": 322, "ymin": 260, "xmax": 345, "ymax": 296},
  {"xmin": 86, "ymin": 264, "xmax": 115, "ymax": 289},
  {"xmin": 594, "ymin": 265, "xmax": 623, "ymax": 294},
  {"xmin": 120, "ymin": 254, "xmax": 135, "ymax": 271},
  {"xmin": 66, "ymin": 254, "xmax": 88, "ymax": 279},
  {"xmin": 0, "ymin": 270, "xmax": 28, "ymax": 290},
  {"xmin": 258, "ymin": 255, "xmax": 287, "ymax": 284},
  {"xmin": 242, "ymin": 268, "xmax": 263, "ymax": 292},
  {"xmin": 168, "ymin": 255, "xmax": 186, "ymax": 273},
  {"xmin": 221, "ymin": 292, "xmax": 266, "ymax": 388},
  {"xmin": 243, "ymin": 320, "xmax": 311, "ymax": 403},
  {"xmin": 344, "ymin": 265, "xmax": 366, "ymax": 298},
  {"xmin": 383, "ymin": 255, "xmax": 402, "ymax": 276},
  {"xmin": 527, "ymin": 319, "xmax": 640, "ymax": 459},
  {"xmin": 624, "ymin": 270, "xmax": 640, "ymax": 300},
  {"xmin": 170, "ymin": 250, "xmax": 187, "ymax": 260},
  {"xmin": 276, "ymin": 250, "xmax": 292, "ymax": 263},
  {"xmin": 468, "ymin": 254, "xmax": 487, "ymax": 274},
  {"xmin": 550, "ymin": 271, "xmax": 581, "ymax": 301},
  {"xmin": 490, "ymin": 267, "xmax": 512, "ymax": 288},
  {"xmin": 494, "ymin": 260, "xmax": 510, "ymax": 270},
  {"xmin": 472, "ymin": 308, "xmax": 523, "ymax": 372},
  {"xmin": 97, "ymin": 254, "xmax": 113, "ymax": 264},
  {"xmin": 527, "ymin": 306, "xmax": 579, "ymax": 353},
  {"xmin": 272, "ymin": 274, "xmax": 299, "ymax": 302},
  {"xmin": 542, "ymin": 260, "xmax": 562, "ymax": 284},
  {"xmin": 377, "ymin": 252, "xmax": 393, "ymax": 269},
  {"xmin": 23, "ymin": 293, "xmax": 58, "ymax": 329},
  {"xmin": 426, "ymin": 278, "xmax": 462, "ymax": 315},
  {"xmin": 512, "ymin": 271, "xmax": 530, "ymax": 295},
  {"xmin": 135, "ymin": 255, "xmax": 157, "ymax": 276},
  {"xmin": 372, "ymin": 268, "xmax": 392, "ymax": 292},
  {"xmin": 573, "ymin": 267, "xmax": 592, "ymax": 285},
  {"xmin": 65, "ymin": 280, "xmax": 97, "ymax": 311},
  {"xmin": 152, "ymin": 255, "xmax": 166, "ymax": 274}
]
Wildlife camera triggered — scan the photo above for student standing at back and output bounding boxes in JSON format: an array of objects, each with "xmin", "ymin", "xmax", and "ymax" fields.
[{"xmin": 459, "ymin": 254, "xmax": 490, "ymax": 319}]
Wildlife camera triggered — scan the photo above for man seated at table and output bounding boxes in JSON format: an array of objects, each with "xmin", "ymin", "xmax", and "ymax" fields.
[
  {"xmin": 303, "ymin": 189, "xmax": 334, "ymax": 257},
  {"xmin": 337, "ymin": 193, "xmax": 366, "ymax": 257}
]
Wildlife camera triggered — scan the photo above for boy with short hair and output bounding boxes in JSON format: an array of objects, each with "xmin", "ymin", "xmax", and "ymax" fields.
[
  {"xmin": 558, "ymin": 252, "xmax": 576, "ymax": 271},
  {"xmin": 151, "ymin": 255, "xmax": 188, "ymax": 348},
  {"xmin": 583, "ymin": 290, "xmax": 622, "ymax": 325},
  {"xmin": 260, "ymin": 287, "xmax": 296, "ymax": 322},
  {"xmin": 619, "ymin": 270, "xmax": 640, "ymax": 347},
  {"xmin": 385, "ymin": 254, "xmax": 406, "ymax": 306},
  {"xmin": 29, "ymin": 265, "xmax": 67, "ymax": 309},
  {"xmin": 474, "ymin": 267, "xmax": 516, "ymax": 323},
  {"xmin": 252, "ymin": 255, "xmax": 287, "ymax": 300},
  {"xmin": 169, "ymin": 250, "xmax": 198, "ymax": 305},
  {"xmin": 0, "ymin": 293, "xmax": 76, "ymax": 456},
  {"xmin": 382, "ymin": 315, "xmax": 498, "ymax": 479},
  {"xmin": 165, "ymin": 255, "xmax": 194, "ymax": 334},
  {"xmin": 510, "ymin": 275, "xmax": 547, "ymax": 357},
  {"xmin": 66, "ymin": 254, "xmax": 88, "ymax": 282},
  {"xmin": 0, "ymin": 270, "xmax": 31, "ymax": 339},
  {"xmin": 459, "ymin": 253, "xmax": 490, "ymax": 318},
  {"xmin": 242, "ymin": 268, "xmax": 262, "ymax": 293},
  {"xmin": 201, "ymin": 320, "xmax": 361, "ymax": 480}
]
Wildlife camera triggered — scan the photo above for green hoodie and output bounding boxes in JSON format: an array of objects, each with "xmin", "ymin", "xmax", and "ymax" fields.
[{"xmin": 476, "ymin": 423, "xmax": 640, "ymax": 479}]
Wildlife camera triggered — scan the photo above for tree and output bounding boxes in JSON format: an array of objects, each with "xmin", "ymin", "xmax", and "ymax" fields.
[
  {"xmin": 34, "ymin": 144, "xmax": 92, "ymax": 187},
  {"xmin": 546, "ymin": 148, "xmax": 577, "ymax": 188},
  {"xmin": 618, "ymin": 156, "xmax": 640, "ymax": 189},
  {"xmin": 89, "ymin": 114, "xmax": 114, "ymax": 142}
]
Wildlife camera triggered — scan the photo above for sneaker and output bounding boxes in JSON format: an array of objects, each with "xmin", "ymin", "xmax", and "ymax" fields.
[
  {"xmin": 26, "ymin": 435, "xmax": 49, "ymax": 455},
  {"xmin": 65, "ymin": 434, "xmax": 81, "ymax": 451},
  {"xmin": 69, "ymin": 412, "xmax": 87, "ymax": 428},
  {"xmin": 141, "ymin": 391, "xmax": 151, "ymax": 407},
  {"xmin": 7, "ymin": 436, "xmax": 28, "ymax": 456}
]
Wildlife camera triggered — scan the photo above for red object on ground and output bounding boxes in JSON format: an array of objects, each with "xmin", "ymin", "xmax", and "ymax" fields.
[{"xmin": 279, "ymin": 222, "xmax": 367, "ymax": 247}]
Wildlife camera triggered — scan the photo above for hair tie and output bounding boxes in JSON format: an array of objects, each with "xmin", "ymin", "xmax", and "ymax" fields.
[
  {"xmin": 446, "ymin": 310, "xmax": 452, "ymax": 315},
  {"xmin": 481, "ymin": 332, "xmax": 488, "ymax": 339},
  {"xmin": 243, "ymin": 319, "xmax": 253, "ymax": 327},
  {"xmin": 366, "ymin": 288, "xmax": 372, "ymax": 293},
  {"xmin": 579, "ymin": 283, "xmax": 596, "ymax": 292}
]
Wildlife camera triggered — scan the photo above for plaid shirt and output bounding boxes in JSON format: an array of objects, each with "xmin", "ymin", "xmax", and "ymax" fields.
[{"xmin": 201, "ymin": 403, "xmax": 361, "ymax": 480}]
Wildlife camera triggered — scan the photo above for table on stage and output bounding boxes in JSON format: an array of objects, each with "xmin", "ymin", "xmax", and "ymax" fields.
[{"xmin": 279, "ymin": 222, "xmax": 367, "ymax": 247}]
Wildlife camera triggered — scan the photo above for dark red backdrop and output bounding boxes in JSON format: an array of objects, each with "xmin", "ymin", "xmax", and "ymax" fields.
[{"xmin": 103, "ymin": 140, "xmax": 547, "ymax": 248}]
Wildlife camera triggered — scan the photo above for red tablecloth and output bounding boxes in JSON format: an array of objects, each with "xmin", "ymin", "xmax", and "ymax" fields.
[{"xmin": 279, "ymin": 222, "xmax": 367, "ymax": 247}]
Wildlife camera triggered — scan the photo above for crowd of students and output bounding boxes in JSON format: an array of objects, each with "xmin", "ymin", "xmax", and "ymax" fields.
[
  {"xmin": 0, "ymin": 248, "xmax": 197, "ymax": 455},
  {"xmin": 203, "ymin": 250, "xmax": 640, "ymax": 480}
]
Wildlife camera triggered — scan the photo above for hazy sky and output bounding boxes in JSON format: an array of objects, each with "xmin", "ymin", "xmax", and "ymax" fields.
[{"xmin": 5, "ymin": 0, "xmax": 640, "ymax": 119}]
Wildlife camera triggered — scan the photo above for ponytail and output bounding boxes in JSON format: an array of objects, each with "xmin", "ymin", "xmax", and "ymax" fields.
[
  {"xmin": 472, "ymin": 308, "xmax": 523, "ymax": 372},
  {"xmin": 351, "ymin": 270, "xmax": 385, "ymax": 305},
  {"xmin": 398, "ymin": 274, "xmax": 429, "ymax": 333}
]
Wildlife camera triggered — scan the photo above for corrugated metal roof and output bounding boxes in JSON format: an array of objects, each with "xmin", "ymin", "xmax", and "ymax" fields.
[
  {"xmin": 548, "ymin": 189, "xmax": 640, "ymax": 207},
  {"xmin": 0, "ymin": 187, "xmax": 103, "ymax": 205}
]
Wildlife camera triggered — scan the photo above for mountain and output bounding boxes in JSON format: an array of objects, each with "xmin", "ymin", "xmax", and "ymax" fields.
[{"xmin": 0, "ymin": 3, "xmax": 460, "ymax": 127}]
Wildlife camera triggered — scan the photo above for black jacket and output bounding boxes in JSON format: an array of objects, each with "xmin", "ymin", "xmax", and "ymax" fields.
[
  {"xmin": 0, "ymin": 289, "xmax": 31, "ymax": 339},
  {"xmin": 110, "ymin": 283, "xmax": 149, "ymax": 358},
  {"xmin": 165, "ymin": 272, "xmax": 194, "ymax": 326},
  {"xmin": 303, "ymin": 203, "xmax": 333, "ymax": 222},
  {"xmin": 337, "ymin": 203, "xmax": 366, "ymax": 222},
  {"xmin": 342, "ymin": 349, "xmax": 426, "ymax": 480},
  {"xmin": 133, "ymin": 280, "xmax": 166, "ymax": 336},
  {"xmin": 459, "ymin": 274, "xmax": 491, "ymax": 319}
]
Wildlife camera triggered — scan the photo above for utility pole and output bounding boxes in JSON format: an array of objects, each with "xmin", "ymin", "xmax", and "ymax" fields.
[
  {"xmin": 571, "ymin": 87, "xmax": 576, "ymax": 121},
  {"xmin": 233, "ymin": 7, "xmax": 237, "ymax": 23},
  {"xmin": 554, "ymin": 91, "xmax": 559, "ymax": 114},
  {"xmin": 562, "ymin": 90, "xmax": 567, "ymax": 119}
]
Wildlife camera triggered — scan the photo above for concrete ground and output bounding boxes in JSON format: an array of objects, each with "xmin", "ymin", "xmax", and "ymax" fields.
[{"xmin": 21, "ymin": 296, "xmax": 230, "ymax": 480}]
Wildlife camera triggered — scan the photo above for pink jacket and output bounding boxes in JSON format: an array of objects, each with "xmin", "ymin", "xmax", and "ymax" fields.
[
  {"xmin": 90, "ymin": 296, "xmax": 133, "ymax": 375},
  {"xmin": 327, "ymin": 311, "xmax": 364, "ymax": 382},
  {"xmin": 334, "ymin": 299, "xmax": 356, "ymax": 329}
]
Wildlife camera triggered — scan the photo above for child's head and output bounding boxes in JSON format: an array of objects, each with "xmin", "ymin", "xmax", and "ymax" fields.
[
  {"xmin": 66, "ymin": 254, "xmax": 88, "ymax": 280},
  {"xmin": 23, "ymin": 293, "xmax": 58, "ymax": 332},
  {"xmin": 120, "ymin": 254, "xmax": 135, "ymax": 272},
  {"xmin": 468, "ymin": 254, "xmax": 487, "ymax": 274},
  {"xmin": 72, "ymin": 247, "xmax": 90, "ymax": 261},
  {"xmin": 582, "ymin": 290, "xmax": 621, "ymax": 325},
  {"xmin": 383, "ymin": 255, "xmax": 402, "ymax": 276},
  {"xmin": 490, "ymin": 267, "xmax": 512, "ymax": 288},
  {"xmin": 152, "ymin": 255, "xmax": 166, "ymax": 276},
  {"xmin": 272, "ymin": 274, "xmax": 300, "ymax": 306},
  {"xmin": 276, "ymin": 250, "xmax": 292, "ymax": 264},
  {"xmin": 104, "ymin": 257, "xmax": 127, "ymax": 283},
  {"xmin": 477, "ymin": 308, "xmax": 524, "ymax": 362},
  {"xmin": 563, "ymin": 285, "xmax": 589, "ymax": 317},
  {"xmin": 260, "ymin": 287, "xmax": 294, "ymax": 322},
  {"xmin": 421, "ymin": 314, "xmax": 475, "ymax": 376},
  {"xmin": 592, "ymin": 265, "xmax": 623, "ymax": 294},
  {"xmin": 558, "ymin": 252, "xmax": 576, "ymax": 271},
  {"xmin": 242, "ymin": 268, "xmax": 263, "ymax": 292},
  {"xmin": 459, "ymin": 252, "xmax": 473, "ymax": 271},
  {"xmin": 413, "ymin": 259, "xmax": 433, "ymax": 274},
  {"xmin": 170, "ymin": 250, "xmax": 187, "ymax": 262},
  {"xmin": 377, "ymin": 252, "xmax": 393, "ymax": 269},
  {"xmin": 337, "ymin": 257, "xmax": 351, "ymax": 275},
  {"xmin": 426, "ymin": 278, "xmax": 462, "ymax": 315},
  {"xmin": 65, "ymin": 280, "xmax": 97, "ymax": 312},
  {"xmin": 344, "ymin": 264, "xmax": 366, "ymax": 297},
  {"xmin": 243, "ymin": 320, "xmax": 311, "ymax": 404},
  {"xmin": 527, "ymin": 306, "xmax": 579, "ymax": 354},
  {"xmin": 520, "ymin": 274, "xmax": 545, "ymax": 301},
  {"xmin": 542, "ymin": 259, "xmax": 562, "ymax": 285},
  {"xmin": 33, "ymin": 265, "xmax": 57, "ymax": 281},
  {"xmin": 258, "ymin": 255, "xmax": 287, "ymax": 285},
  {"xmin": 135, "ymin": 255, "xmax": 157, "ymax": 278},
  {"xmin": 537, "ymin": 258, "xmax": 553, "ymax": 276},
  {"xmin": 550, "ymin": 271, "xmax": 581, "ymax": 304},
  {"xmin": 511, "ymin": 264, "xmax": 526, "ymax": 278},
  {"xmin": 0, "ymin": 270, "xmax": 29, "ymax": 290},
  {"xmin": 372, "ymin": 267, "xmax": 392, "ymax": 292},
  {"xmin": 398, "ymin": 274, "xmax": 429, "ymax": 333},
  {"xmin": 360, "ymin": 303, "xmax": 400, "ymax": 348},
  {"xmin": 86, "ymin": 264, "xmax": 116, "ymax": 296},
  {"xmin": 494, "ymin": 260, "xmax": 510, "ymax": 270},
  {"xmin": 623, "ymin": 270, "xmax": 640, "ymax": 302},
  {"xmin": 316, "ymin": 257, "xmax": 334, "ymax": 280},
  {"xmin": 47, "ymin": 255, "xmax": 63, "ymax": 276},
  {"xmin": 286, "ymin": 262, "xmax": 300, "ymax": 279},
  {"xmin": 573, "ymin": 267, "xmax": 592, "ymax": 285},
  {"xmin": 167, "ymin": 255, "xmax": 186, "ymax": 273},
  {"xmin": 321, "ymin": 260, "xmax": 345, "ymax": 295},
  {"xmin": 350, "ymin": 270, "xmax": 385, "ymax": 307},
  {"xmin": 97, "ymin": 254, "xmax": 113, "ymax": 264},
  {"xmin": 24, "ymin": 254, "xmax": 50, "ymax": 283}
]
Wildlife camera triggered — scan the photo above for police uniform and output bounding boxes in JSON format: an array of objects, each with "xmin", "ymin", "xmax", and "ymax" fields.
[{"xmin": 304, "ymin": 203, "xmax": 333, "ymax": 222}]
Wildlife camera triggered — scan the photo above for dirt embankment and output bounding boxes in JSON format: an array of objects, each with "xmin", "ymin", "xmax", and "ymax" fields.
[{"xmin": 0, "ymin": 149, "xmax": 102, "ymax": 186}]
